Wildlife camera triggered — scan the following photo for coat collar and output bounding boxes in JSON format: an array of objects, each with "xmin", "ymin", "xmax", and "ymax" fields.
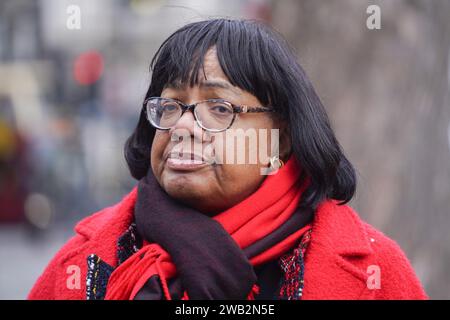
[
  {"xmin": 75, "ymin": 189, "xmax": 373, "ymax": 255},
  {"xmin": 74, "ymin": 187, "xmax": 138, "ymax": 267},
  {"xmin": 312, "ymin": 200, "xmax": 373, "ymax": 257},
  {"xmin": 302, "ymin": 200, "xmax": 376, "ymax": 299}
]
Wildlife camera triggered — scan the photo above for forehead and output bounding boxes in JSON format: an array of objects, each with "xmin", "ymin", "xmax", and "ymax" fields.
[
  {"xmin": 200, "ymin": 48, "xmax": 226, "ymax": 79},
  {"xmin": 163, "ymin": 48, "xmax": 242, "ymax": 95}
]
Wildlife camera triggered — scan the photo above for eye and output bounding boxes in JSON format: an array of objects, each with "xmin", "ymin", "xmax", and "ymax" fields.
[
  {"xmin": 210, "ymin": 104, "xmax": 232, "ymax": 115},
  {"xmin": 162, "ymin": 103, "xmax": 179, "ymax": 113}
]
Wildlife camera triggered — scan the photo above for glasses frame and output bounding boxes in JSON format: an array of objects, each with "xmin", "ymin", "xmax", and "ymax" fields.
[{"xmin": 143, "ymin": 97, "xmax": 276, "ymax": 132}]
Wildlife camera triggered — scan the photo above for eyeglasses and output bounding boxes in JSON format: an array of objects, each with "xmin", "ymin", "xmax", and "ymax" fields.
[{"xmin": 143, "ymin": 97, "xmax": 275, "ymax": 132}]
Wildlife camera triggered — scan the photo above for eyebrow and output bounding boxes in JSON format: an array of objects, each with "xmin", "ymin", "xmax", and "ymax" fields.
[{"xmin": 166, "ymin": 80, "xmax": 242, "ymax": 96}]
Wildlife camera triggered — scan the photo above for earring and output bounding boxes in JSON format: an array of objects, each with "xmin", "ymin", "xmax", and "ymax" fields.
[{"xmin": 269, "ymin": 155, "xmax": 284, "ymax": 171}]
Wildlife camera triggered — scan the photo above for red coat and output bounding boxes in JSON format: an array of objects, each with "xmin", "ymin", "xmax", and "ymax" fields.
[{"xmin": 28, "ymin": 187, "xmax": 428, "ymax": 300}]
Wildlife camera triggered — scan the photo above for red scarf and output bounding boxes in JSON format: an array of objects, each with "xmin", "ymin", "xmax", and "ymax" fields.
[{"xmin": 105, "ymin": 154, "xmax": 311, "ymax": 300}]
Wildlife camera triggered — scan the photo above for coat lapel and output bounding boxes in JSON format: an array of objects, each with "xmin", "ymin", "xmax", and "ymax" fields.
[
  {"xmin": 302, "ymin": 200, "xmax": 377, "ymax": 299},
  {"xmin": 54, "ymin": 187, "xmax": 138, "ymax": 299}
]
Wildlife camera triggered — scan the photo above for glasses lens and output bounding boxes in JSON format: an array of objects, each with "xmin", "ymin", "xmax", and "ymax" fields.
[
  {"xmin": 146, "ymin": 98, "xmax": 182, "ymax": 129},
  {"xmin": 195, "ymin": 100, "xmax": 234, "ymax": 131}
]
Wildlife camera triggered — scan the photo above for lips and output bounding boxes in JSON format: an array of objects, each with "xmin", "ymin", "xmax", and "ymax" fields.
[
  {"xmin": 167, "ymin": 151, "xmax": 205, "ymax": 162},
  {"xmin": 165, "ymin": 151, "xmax": 210, "ymax": 171}
]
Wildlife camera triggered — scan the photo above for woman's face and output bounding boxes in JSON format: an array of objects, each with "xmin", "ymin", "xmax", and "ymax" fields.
[{"xmin": 150, "ymin": 47, "xmax": 290, "ymax": 215}]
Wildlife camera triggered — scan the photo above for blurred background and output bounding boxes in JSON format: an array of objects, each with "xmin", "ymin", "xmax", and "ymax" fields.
[{"xmin": 0, "ymin": 0, "xmax": 449, "ymax": 299}]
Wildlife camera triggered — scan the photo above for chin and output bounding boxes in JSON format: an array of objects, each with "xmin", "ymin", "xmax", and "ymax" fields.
[{"xmin": 161, "ymin": 173, "xmax": 210, "ymax": 201}]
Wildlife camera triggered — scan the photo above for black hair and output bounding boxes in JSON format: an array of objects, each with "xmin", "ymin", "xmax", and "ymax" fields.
[{"xmin": 124, "ymin": 18, "xmax": 356, "ymax": 211}]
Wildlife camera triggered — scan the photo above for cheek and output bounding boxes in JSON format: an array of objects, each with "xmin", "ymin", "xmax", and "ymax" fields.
[
  {"xmin": 212, "ymin": 120, "xmax": 274, "ymax": 166},
  {"xmin": 150, "ymin": 131, "xmax": 169, "ymax": 174},
  {"xmin": 218, "ymin": 162, "xmax": 266, "ymax": 198}
]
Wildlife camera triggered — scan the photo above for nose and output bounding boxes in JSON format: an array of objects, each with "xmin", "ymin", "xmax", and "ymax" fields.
[
  {"xmin": 169, "ymin": 106, "xmax": 196, "ymax": 133},
  {"xmin": 169, "ymin": 106, "xmax": 204, "ymax": 143}
]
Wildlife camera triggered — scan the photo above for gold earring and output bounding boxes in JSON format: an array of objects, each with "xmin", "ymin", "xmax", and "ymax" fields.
[{"xmin": 269, "ymin": 156, "xmax": 284, "ymax": 171}]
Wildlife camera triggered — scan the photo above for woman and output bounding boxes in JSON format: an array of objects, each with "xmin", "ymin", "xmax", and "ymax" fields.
[{"xmin": 29, "ymin": 19, "xmax": 427, "ymax": 300}]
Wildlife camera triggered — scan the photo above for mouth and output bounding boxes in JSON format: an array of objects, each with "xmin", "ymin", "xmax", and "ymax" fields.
[{"xmin": 165, "ymin": 151, "xmax": 210, "ymax": 171}]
